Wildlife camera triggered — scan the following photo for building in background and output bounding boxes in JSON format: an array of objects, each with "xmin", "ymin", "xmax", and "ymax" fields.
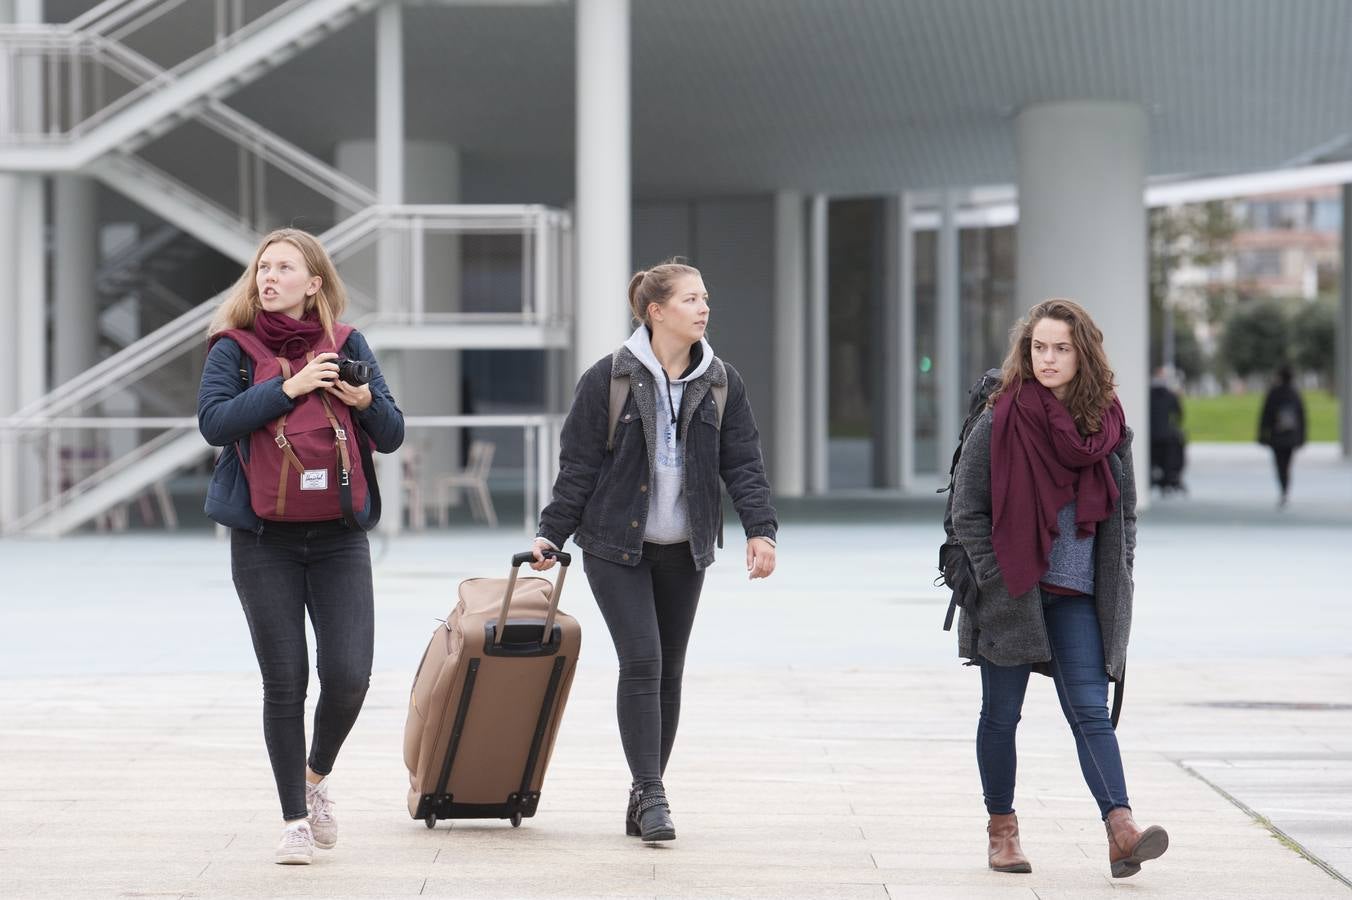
[{"xmin": 3, "ymin": 0, "xmax": 1352, "ymax": 536}]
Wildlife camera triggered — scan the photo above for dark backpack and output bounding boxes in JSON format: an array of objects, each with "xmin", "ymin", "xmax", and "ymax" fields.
[
  {"xmin": 936, "ymin": 368, "xmax": 1003, "ymax": 632},
  {"xmin": 213, "ymin": 326, "xmax": 379, "ymax": 530}
]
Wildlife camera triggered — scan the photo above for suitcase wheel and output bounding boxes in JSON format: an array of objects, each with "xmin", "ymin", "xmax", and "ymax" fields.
[
  {"xmin": 510, "ymin": 813, "xmax": 523, "ymax": 828},
  {"xmin": 425, "ymin": 813, "xmax": 437, "ymax": 830}
]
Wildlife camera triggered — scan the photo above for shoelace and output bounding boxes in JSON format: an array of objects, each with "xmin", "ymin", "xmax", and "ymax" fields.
[{"xmin": 306, "ymin": 785, "xmax": 335, "ymax": 822}]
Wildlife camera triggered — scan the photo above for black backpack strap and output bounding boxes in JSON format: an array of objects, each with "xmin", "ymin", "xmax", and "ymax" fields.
[
  {"xmin": 942, "ymin": 597, "xmax": 958, "ymax": 631},
  {"xmin": 1110, "ymin": 666, "xmax": 1125, "ymax": 728}
]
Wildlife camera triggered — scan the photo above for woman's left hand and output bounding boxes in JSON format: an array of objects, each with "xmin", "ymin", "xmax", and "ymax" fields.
[
  {"xmin": 326, "ymin": 380, "xmax": 373, "ymax": 411},
  {"xmin": 746, "ymin": 537, "xmax": 776, "ymax": 580}
]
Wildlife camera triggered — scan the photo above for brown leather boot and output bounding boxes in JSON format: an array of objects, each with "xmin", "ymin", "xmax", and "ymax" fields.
[
  {"xmin": 987, "ymin": 812, "xmax": 1032, "ymax": 873},
  {"xmin": 1105, "ymin": 807, "xmax": 1169, "ymax": 878}
]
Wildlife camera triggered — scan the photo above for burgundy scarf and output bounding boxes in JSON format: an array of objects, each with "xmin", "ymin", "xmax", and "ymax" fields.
[
  {"xmin": 990, "ymin": 381, "xmax": 1125, "ymax": 598},
  {"xmin": 252, "ymin": 310, "xmax": 327, "ymax": 361}
]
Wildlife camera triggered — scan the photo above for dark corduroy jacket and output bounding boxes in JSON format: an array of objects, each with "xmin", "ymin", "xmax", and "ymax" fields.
[
  {"xmin": 951, "ymin": 409, "xmax": 1137, "ymax": 681},
  {"xmin": 197, "ymin": 329, "xmax": 404, "ymax": 531},
  {"xmin": 537, "ymin": 349, "xmax": 777, "ymax": 570}
]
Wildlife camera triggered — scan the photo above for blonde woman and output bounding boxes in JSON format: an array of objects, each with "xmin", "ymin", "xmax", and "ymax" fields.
[
  {"xmin": 197, "ymin": 229, "xmax": 404, "ymax": 864},
  {"xmin": 530, "ymin": 260, "xmax": 778, "ymax": 843}
]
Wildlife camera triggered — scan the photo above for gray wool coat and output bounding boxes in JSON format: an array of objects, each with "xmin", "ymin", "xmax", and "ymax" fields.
[{"xmin": 951, "ymin": 409, "xmax": 1137, "ymax": 682}]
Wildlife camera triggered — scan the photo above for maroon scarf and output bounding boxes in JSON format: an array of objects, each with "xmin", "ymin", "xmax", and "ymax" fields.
[
  {"xmin": 990, "ymin": 381, "xmax": 1125, "ymax": 598},
  {"xmin": 252, "ymin": 310, "xmax": 327, "ymax": 361}
]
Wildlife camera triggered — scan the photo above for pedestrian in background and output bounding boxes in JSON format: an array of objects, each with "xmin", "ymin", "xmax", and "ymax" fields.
[
  {"xmin": 530, "ymin": 260, "xmax": 778, "ymax": 844},
  {"xmin": 1148, "ymin": 366, "xmax": 1186, "ymax": 494},
  {"xmin": 1257, "ymin": 365, "xmax": 1307, "ymax": 508},
  {"xmin": 950, "ymin": 298, "xmax": 1169, "ymax": 879}
]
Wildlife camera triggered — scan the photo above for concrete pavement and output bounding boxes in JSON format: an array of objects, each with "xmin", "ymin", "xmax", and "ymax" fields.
[{"xmin": 1, "ymin": 442, "xmax": 1349, "ymax": 898}]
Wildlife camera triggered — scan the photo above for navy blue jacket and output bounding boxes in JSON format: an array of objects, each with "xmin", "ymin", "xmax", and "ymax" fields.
[
  {"xmin": 197, "ymin": 329, "xmax": 404, "ymax": 531},
  {"xmin": 537, "ymin": 349, "xmax": 777, "ymax": 570}
]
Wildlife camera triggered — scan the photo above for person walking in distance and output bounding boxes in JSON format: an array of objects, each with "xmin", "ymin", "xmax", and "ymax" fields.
[
  {"xmin": 1257, "ymin": 365, "xmax": 1307, "ymax": 508},
  {"xmin": 950, "ymin": 298, "xmax": 1169, "ymax": 878},
  {"xmin": 531, "ymin": 260, "xmax": 778, "ymax": 843},
  {"xmin": 197, "ymin": 229, "xmax": 404, "ymax": 864}
]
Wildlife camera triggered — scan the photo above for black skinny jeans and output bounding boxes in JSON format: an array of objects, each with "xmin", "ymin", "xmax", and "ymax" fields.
[
  {"xmin": 1271, "ymin": 446, "xmax": 1294, "ymax": 496},
  {"xmin": 231, "ymin": 521, "xmax": 374, "ymax": 821},
  {"xmin": 583, "ymin": 542, "xmax": 705, "ymax": 785}
]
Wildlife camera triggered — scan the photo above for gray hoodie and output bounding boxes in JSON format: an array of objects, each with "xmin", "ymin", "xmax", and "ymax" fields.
[{"xmin": 623, "ymin": 324, "xmax": 714, "ymax": 544}]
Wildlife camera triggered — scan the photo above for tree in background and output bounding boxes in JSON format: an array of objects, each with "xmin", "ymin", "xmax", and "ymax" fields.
[
  {"xmin": 1220, "ymin": 300, "xmax": 1290, "ymax": 379},
  {"xmin": 1292, "ymin": 296, "xmax": 1336, "ymax": 388},
  {"xmin": 1148, "ymin": 201, "xmax": 1237, "ymax": 383}
]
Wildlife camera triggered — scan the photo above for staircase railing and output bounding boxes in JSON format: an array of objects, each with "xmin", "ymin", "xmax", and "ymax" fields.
[
  {"xmin": 0, "ymin": 205, "xmax": 573, "ymax": 536},
  {"xmin": 0, "ymin": 0, "xmax": 374, "ymax": 144}
]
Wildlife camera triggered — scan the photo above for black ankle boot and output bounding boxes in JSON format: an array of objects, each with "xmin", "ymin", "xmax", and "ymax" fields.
[{"xmin": 626, "ymin": 782, "xmax": 675, "ymax": 842}]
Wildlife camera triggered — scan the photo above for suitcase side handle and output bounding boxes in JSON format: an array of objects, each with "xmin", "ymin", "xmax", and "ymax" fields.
[{"xmin": 497, "ymin": 550, "xmax": 571, "ymax": 646}]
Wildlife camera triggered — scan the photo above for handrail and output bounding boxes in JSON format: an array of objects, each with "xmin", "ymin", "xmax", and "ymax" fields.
[
  {"xmin": 8, "ymin": 205, "xmax": 569, "ymax": 424},
  {"xmin": 4, "ymin": 424, "xmax": 195, "ymax": 533}
]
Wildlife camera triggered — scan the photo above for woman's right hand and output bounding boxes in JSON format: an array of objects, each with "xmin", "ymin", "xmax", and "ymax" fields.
[
  {"xmin": 529, "ymin": 538, "xmax": 558, "ymax": 571},
  {"xmin": 282, "ymin": 352, "xmax": 339, "ymax": 399}
]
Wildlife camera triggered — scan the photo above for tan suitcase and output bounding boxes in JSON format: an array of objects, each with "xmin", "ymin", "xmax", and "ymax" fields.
[{"xmin": 404, "ymin": 550, "xmax": 580, "ymax": 829}]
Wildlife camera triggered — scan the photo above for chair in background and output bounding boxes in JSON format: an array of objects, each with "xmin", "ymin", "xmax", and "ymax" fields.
[
  {"xmin": 401, "ymin": 442, "xmax": 427, "ymax": 531},
  {"xmin": 436, "ymin": 439, "xmax": 497, "ymax": 528}
]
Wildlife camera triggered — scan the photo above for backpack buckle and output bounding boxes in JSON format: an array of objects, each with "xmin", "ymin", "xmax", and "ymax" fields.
[
  {"xmin": 334, "ymin": 427, "xmax": 347, "ymax": 442},
  {"xmin": 274, "ymin": 434, "xmax": 289, "ymax": 449}
]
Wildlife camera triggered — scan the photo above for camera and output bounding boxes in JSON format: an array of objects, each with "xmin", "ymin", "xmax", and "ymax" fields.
[{"xmin": 337, "ymin": 358, "xmax": 372, "ymax": 387}]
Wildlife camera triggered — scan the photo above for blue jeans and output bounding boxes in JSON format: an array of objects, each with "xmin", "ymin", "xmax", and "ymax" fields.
[
  {"xmin": 231, "ymin": 521, "xmax": 374, "ymax": 820},
  {"xmin": 582, "ymin": 542, "xmax": 705, "ymax": 785},
  {"xmin": 977, "ymin": 592, "xmax": 1129, "ymax": 819}
]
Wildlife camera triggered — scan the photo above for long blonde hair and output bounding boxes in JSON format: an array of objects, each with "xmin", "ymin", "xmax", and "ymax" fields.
[
  {"xmin": 989, "ymin": 298, "xmax": 1118, "ymax": 434},
  {"xmin": 207, "ymin": 228, "xmax": 348, "ymax": 343}
]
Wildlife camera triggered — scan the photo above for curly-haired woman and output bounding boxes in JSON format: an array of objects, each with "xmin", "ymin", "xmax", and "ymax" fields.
[{"xmin": 950, "ymin": 298, "xmax": 1168, "ymax": 879}]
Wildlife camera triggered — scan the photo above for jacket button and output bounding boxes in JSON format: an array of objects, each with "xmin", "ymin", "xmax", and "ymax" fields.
[
  {"xmin": 630, "ymin": 520, "xmax": 639, "ymax": 528},
  {"xmin": 623, "ymin": 414, "xmax": 632, "ymax": 421},
  {"xmin": 622, "ymin": 553, "xmax": 630, "ymax": 561},
  {"xmin": 639, "ymin": 484, "xmax": 647, "ymax": 492}
]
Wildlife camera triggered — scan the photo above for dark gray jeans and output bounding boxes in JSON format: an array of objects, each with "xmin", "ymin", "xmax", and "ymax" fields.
[
  {"xmin": 583, "ymin": 542, "xmax": 705, "ymax": 785},
  {"xmin": 231, "ymin": 521, "xmax": 374, "ymax": 820}
]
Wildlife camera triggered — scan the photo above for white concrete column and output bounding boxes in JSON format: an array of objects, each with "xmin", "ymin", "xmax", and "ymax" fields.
[
  {"xmin": 936, "ymin": 191, "xmax": 962, "ymax": 472},
  {"xmin": 375, "ymin": 0, "xmax": 404, "ymax": 534},
  {"xmin": 54, "ymin": 176, "xmax": 99, "ymax": 386},
  {"xmin": 880, "ymin": 193, "xmax": 916, "ymax": 492},
  {"xmin": 806, "ymin": 194, "xmax": 829, "ymax": 494},
  {"xmin": 0, "ymin": 175, "xmax": 19, "ymax": 532},
  {"xmin": 772, "ymin": 191, "xmax": 806, "ymax": 497},
  {"xmin": 1016, "ymin": 101, "xmax": 1149, "ymax": 502},
  {"xmin": 574, "ymin": 0, "xmax": 630, "ymax": 378},
  {"xmin": 1340, "ymin": 184, "xmax": 1352, "ymax": 459}
]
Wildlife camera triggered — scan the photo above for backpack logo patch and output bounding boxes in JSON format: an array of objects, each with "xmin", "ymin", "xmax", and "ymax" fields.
[{"xmin": 301, "ymin": 469, "xmax": 329, "ymax": 491}]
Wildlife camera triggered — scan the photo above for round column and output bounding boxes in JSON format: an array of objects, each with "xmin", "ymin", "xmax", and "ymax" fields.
[
  {"xmin": 1016, "ymin": 101, "xmax": 1149, "ymax": 502},
  {"xmin": 574, "ymin": 0, "xmax": 631, "ymax": 378}
]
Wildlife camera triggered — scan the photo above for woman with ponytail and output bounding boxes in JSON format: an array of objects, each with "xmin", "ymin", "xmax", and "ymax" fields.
[
  {"xmin": 530, "ymin": 260, "xmax": 777, "ymax": 843},
  {"xmin": 197, "ymin": 229, "xmax": 404, "ymax": 864},
  {"xmin": 950, "ymin": 299, "xmax": 1168, "ymax": 879}
]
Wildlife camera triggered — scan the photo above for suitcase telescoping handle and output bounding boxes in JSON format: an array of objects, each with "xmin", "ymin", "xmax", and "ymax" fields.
[{"xmin": 496, "ymin": 549, "xmax": 572, "ymax": 646}]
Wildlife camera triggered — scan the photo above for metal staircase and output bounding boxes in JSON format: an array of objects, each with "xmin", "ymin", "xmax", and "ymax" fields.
[
  {"xmin": 1, "ymin": 206, "xmax": 573, "ymax": 537},
  {"xmin": 0, "ymin": 1, "xmax": 576, "ymax": 537}
]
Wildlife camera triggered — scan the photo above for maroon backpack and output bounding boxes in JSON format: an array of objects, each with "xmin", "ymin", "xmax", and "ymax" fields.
[{"xmin": 215, "ymin": 325, "xmax": 376, "ymax": 528}]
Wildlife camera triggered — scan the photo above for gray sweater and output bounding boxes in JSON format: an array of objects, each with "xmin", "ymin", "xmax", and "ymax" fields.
[{"xmin": 950, "ymin": 409, "xmax": 1137, "ymax": 681}]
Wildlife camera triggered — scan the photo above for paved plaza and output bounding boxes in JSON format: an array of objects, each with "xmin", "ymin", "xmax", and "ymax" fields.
[{"xmin": 2, "ymin": 444, "xmax": 1350, "ymax": 898}]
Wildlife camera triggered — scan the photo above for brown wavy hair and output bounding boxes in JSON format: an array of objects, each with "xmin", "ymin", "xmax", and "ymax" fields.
[
  {"xmin": 627, "ymin": 258, "xmax": 702, "ymax": 325},
  {"xmin": 989, "ymin": 298, "xmax": 1118, "ymax": 434},
  {"xmin": 207, "ymin": 228, "xmax": 348, "ymax": 344}
]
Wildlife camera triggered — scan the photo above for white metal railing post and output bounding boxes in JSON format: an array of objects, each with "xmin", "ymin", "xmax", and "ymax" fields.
[
  {"xmin": 534, "ymin": 210, "xmax": 548, "ymax": 323},
  {"xmin": 523, "ymin": 423, "xmax": 535, "ymax": 534},
  {"xmin": 410, "ymin": 215, "xmax": 425, "ymax": 323}
]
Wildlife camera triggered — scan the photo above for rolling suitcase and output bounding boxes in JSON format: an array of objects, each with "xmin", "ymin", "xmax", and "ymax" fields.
[{"xmin": 403, "ymin": 549, "xmax": 580, "ymax": 829}]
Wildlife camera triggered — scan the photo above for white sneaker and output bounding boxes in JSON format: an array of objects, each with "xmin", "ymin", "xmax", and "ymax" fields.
[
  {"xmin": 275, "ymin": 821, "xmax": 314, "ymax": 865},
  {"xmin": 306, "ymin": 778, "xmax": 337, "ymax": 850}
]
